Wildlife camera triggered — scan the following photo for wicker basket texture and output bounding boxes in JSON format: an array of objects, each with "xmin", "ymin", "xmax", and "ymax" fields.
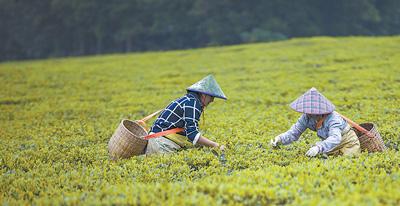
[
  {"xmin": 108, "ymin": 120, "xmax": 148, "ymax": 160},
  {"xmin": 353, "ymin": 123, "xmax": 386, "ymax": 153}
]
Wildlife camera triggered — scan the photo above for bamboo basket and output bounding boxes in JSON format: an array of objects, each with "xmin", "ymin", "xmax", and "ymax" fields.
[
  {"xmin": 108, "ymin": 119, "xmax": 148, "ymax": 160},
  {"xmin": 353, "ymin": 123, "xmax": 386, "ymax": 153}
]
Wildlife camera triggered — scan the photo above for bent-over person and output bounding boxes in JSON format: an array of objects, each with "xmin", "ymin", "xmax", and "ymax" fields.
[
  {"xmin": 146, "ymin": 75, "xmax": 227, "ymax": 155},
  {"xmin": 271, "ymin": 88, "xmax": 361, "ymax": 157}
]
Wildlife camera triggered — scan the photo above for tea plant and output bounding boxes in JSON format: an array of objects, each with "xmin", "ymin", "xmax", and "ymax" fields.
[{"xmin": 1, "ymin": 36, "xmax": 399, "ymax": 205}]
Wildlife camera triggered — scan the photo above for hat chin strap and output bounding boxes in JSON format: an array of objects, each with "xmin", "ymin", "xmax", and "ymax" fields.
[
  {"xmin": 202, "ymin": 107, "xmax": 206, "ymax": 127},
  {"xmin": 200, "ymin": 94, "xmax": 206, "ymax": 127}
]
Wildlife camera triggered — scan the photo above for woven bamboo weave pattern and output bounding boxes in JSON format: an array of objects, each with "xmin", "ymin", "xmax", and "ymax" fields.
[
  {"xmin": 353, "ymin": 123, "xmax": 386, "ymax": 153},
  {"xmin": 108, "ymin": 120, "xmax": 148, "ymax": 160}
]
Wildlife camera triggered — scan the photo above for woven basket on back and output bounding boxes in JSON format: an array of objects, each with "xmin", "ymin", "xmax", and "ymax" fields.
[
  {"xmin": 353, "ymin": 123, "xmax": 386, "ymax": 153},
  {"xmin": 108, "ymin": 119, "xmax": 148, "ymax": 160}
]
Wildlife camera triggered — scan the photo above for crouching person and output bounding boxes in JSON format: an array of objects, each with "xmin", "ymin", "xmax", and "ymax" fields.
[
  {"xmin": 271, "ymin": 88, "xmax": 361, "ymax": 157},
  {"xmin": 146, "ymin": 75, "xmax": 226, "ymax": 155}
]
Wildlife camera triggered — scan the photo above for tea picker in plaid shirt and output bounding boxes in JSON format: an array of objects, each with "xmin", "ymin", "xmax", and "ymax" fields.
[
  {"xmin": 146, "ymin": 75, "xmax": 227, "ymax": 155},
  {"xmin": 271, "ymin": 88, "xmax": 361, "ymax": 157}
]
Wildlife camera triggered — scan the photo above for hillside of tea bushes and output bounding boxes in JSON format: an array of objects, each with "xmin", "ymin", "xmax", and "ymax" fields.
[{"xmin": 1, "ymin": 36, "xmax": 400, "ymax": 205}]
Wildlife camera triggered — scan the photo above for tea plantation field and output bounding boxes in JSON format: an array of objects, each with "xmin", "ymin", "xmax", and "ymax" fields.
[{"xmin": 1, "ymin": 36, "xmax": 400, "ymax": 205}]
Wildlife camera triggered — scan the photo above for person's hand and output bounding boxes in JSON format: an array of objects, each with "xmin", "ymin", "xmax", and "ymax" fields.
[
  {"xmin": 211, "ymin": 144, "xmax": 225, "ymax": 157},
  {"xmin": 219, "ymin": 144, "xmax": 225, "ymax": 152},
  {"xmin": 213, "ymin": 143, "xmax": 225, "ymax": 151},
  {"xmin": 306, "ymin": 146, "xmax": 320, "ymax": 157},
  {"xmin": 270, "ymin": 135, "xmax": 282, "ymax": 147}
]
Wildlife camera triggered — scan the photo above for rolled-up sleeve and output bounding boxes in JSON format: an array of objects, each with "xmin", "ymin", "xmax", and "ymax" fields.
[
  {"xmin": 280, "ymin": 114, "xmax": 308, "ymax": 145},
  {"xmin": 315, "ymin": 119, "xmax": 342, "ymax": 153},
  {"xmin": 183, "ymin": 99, "xmax": 202, "ymax": 144}
]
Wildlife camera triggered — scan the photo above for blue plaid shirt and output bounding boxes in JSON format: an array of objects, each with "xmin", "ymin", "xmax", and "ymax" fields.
[
  {"xmin": 150, "ymin": 92, "xmax": 203, "ymax": 145},
  {"xmin": 279, "ymin": 111, "xmax": 349, "ymax": 153}
]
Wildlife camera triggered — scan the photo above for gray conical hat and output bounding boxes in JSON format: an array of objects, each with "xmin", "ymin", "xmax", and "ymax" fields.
[
  {"xmin": 187, "ymin": 75, "xmax": 227, "ymax": 100},
  {"xmin": 289, "ymin": 87, "xmax": 335, "ymax": 114}
]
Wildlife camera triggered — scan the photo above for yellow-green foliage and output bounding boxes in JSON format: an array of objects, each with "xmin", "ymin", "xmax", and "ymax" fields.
[{"xmin": 1, "ymin": 37, "xmax": 400, "ymax": 205}]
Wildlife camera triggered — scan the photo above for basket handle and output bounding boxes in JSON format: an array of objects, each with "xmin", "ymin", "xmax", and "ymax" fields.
[
  {"xmin": 141, "ymin": 109, "xmax": 163, "ymax": 122},
  {"xmin": 136, "ymin": 110, "xmax": 163, "ymax": 130},
  {"xmin": 144, "ymin": 128, "xmax": 184, "ymax": 140},
  {"xmin": 338, "ymin": 113, "xmax": 375, "ymax": 138}
]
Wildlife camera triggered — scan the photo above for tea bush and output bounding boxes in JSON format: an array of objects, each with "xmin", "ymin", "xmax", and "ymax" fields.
[{"xmin": 1, "ymin": 36, "xmax": 399, "ymax": 205}]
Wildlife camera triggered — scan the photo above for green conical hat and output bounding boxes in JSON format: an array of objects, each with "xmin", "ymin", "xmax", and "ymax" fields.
[{"xmin": 187, "ymin": 75, "xmax": 227, "ymax": 100}]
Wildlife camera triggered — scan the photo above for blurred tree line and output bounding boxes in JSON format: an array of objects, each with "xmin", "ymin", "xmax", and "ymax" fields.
[{"xmin": 1, "ymin": 0, "xmax": 399, "ymax": 61}]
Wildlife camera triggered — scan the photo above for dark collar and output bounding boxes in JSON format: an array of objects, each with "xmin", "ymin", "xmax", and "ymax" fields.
[{"xmin": 187, "ymin": 92, "xmax": 202, "ymax": 105}]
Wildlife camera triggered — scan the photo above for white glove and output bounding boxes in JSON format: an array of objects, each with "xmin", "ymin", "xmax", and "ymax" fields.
[
  {"xmin": 270, "ymin": 135, "xmax": 282, "ymax": 147},
  {"xmin": 306, "ymin": 146, "xmax": 321, "ymax": 157}
]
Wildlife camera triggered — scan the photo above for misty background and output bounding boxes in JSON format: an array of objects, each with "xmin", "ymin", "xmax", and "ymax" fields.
[{"xmin": 1, "ymin": 0, "xmax": 399, "ymax": 62}]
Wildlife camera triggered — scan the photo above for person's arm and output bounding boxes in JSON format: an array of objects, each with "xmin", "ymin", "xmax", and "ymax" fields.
[
  {"xmin": 279, "ymin": 114, "xmax": 308, "ymax": 145},
  {"xmin": 182, "ymin": 99, "xmax": 224, "ymax": 151},
  {"xmin": 197, "ymin": 135, "xmax": 225, "ymax": 150}
]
